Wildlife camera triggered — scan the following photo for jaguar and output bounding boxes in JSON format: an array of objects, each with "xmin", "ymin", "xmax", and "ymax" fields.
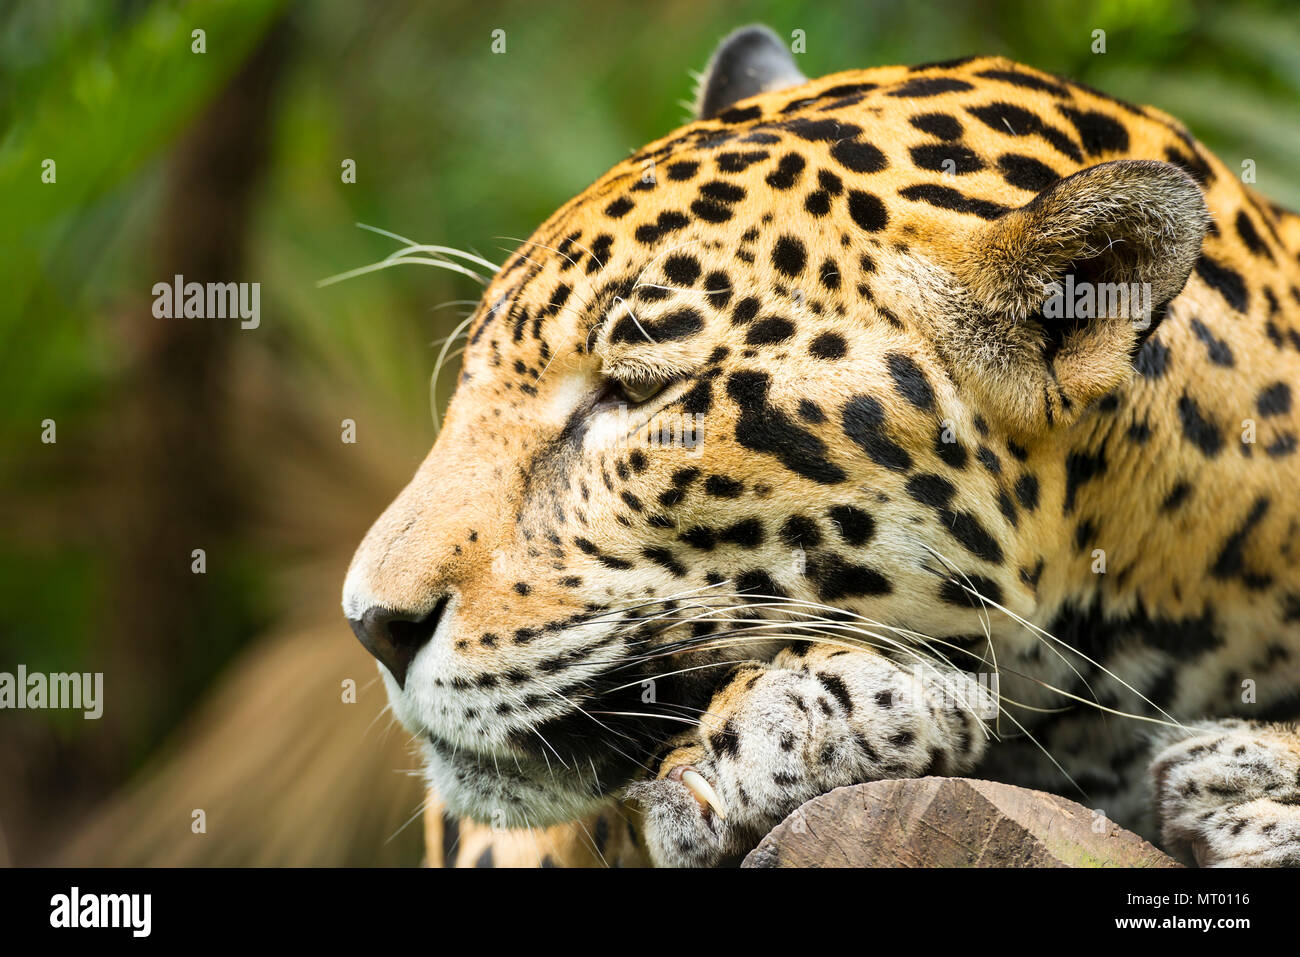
[{"xmin": 343, "ymin": 25, "xmax": 1300, "ymax": 867}]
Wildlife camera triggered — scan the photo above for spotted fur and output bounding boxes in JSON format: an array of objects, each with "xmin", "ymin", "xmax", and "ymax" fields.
[{"xmin": 345, "ymin": 26, "xmax": 1300, "ymax": 867}]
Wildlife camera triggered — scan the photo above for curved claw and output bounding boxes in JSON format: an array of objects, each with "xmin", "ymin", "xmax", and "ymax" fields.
[{"xmin": 671, "ymin": 766, "xmax": 727, "ymax": 820}]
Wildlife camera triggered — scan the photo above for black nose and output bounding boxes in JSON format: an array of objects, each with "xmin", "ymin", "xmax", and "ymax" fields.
[{"xmin": 348, "ymin": 596, "xmax": 449, "ymax": 689}]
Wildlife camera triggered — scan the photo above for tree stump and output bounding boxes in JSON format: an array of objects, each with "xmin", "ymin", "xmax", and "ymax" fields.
[{"xmin": 743, "ymin": 777, "xmax": 1181, "ymax": 868}]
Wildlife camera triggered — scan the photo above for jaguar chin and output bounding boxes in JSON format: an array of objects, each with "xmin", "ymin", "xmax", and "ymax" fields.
[
  {"xmin": 362, "ymin": 587, "xmax": 763, "ymax": 828},
  {"xmin": 419, "ymin": 735, "xmax": 613, "ymax": 828}
]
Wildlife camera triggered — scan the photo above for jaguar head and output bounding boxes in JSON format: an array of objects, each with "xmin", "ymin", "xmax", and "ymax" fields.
[{"xmin": 343, "ymin": 27, "xmax": 1207, "ymax": 826}]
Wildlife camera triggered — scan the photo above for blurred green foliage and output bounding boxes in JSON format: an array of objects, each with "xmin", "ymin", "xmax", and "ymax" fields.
[{"xmin": 1, "ymin": 0, "xmax": 1298, "ymax": 851}]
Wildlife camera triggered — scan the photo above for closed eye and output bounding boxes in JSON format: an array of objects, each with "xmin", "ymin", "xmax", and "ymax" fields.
[
  {"xmin": 593, "ymin": 374, "xmax": 674, "ymax": 410},
  {"xmin": 614, "ymin": 376, "xmax": 668, "ymax": 405}
]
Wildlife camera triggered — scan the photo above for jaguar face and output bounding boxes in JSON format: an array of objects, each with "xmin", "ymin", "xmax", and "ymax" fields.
[
  {"xmin": 342, "ymin": 34, "xmax": 1207, "ymax": 827},
  {"xmin": 339, "ymin": 208, "xmax": 972, "ymax": 825}
]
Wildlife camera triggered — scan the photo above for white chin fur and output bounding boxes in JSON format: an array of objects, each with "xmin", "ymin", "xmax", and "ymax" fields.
[
  {"xmin": 382, "ymin": 660, "xmax": 615, "ymax": 827},
  {"xmin": 419, "ymin": 736, "xmax": 611, "ymax": 827}
]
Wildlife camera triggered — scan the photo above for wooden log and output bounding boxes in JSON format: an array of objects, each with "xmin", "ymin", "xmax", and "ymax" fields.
[{"xmin": 743, "ymin": 777, "xmax": 1180, "ymax": 868}]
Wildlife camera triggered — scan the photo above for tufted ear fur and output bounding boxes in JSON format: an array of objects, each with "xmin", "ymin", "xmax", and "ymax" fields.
[
  {"xmin": 695, "ymin": 24, "xmax": 806, "ymax": 120},
  {"xmin": 943, "ymin": 160, "xmax": 1209, "ymax": 436}
]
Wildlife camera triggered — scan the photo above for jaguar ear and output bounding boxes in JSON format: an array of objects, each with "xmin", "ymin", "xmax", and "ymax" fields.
[
  {"xmin": 695, "ymin": 24, "xmax": 807, "ymax": 120},
  {"xmin": 960, "ymin": 160, "xmax": 1209, "ymax": 321},
  {"xmin": 944, "ymin": 160, "xmax": 1209, "ymax": 435}
]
